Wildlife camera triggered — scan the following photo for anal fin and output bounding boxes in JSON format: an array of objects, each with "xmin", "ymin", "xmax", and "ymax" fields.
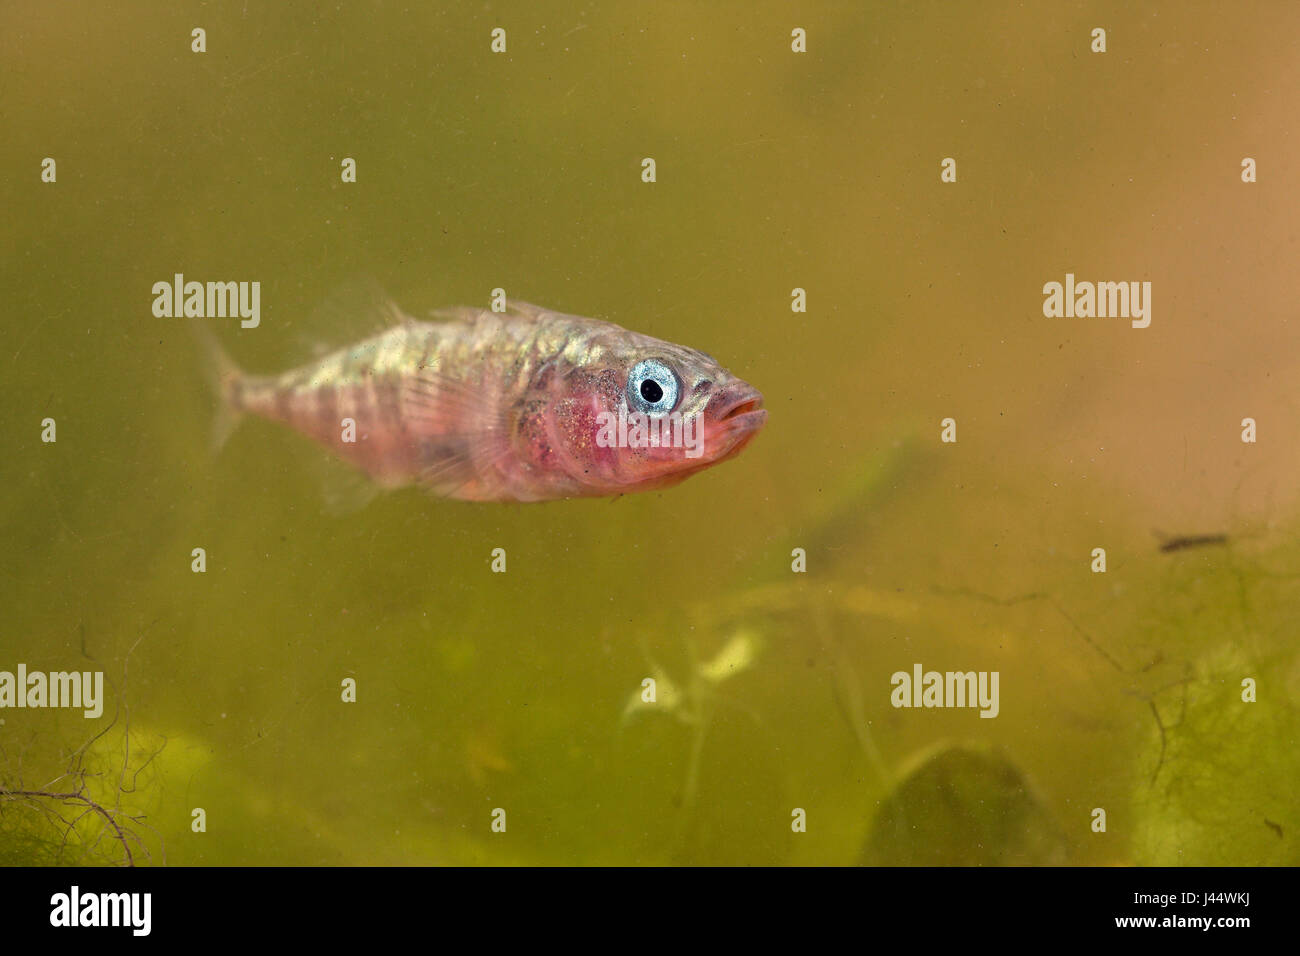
[{"xmin": 305, "ymin": 450, "xmax": 385, "ymax": 516}]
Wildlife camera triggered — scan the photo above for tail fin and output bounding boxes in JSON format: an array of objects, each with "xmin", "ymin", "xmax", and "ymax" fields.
[{"xmin": 190, "ymin": 320, "xmax": 245, "ymax": 452}]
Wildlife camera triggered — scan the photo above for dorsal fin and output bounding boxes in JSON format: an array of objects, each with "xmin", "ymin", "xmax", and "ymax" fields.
[
  {"xmin": 306, "ymin": 278, "xmax": 409, "ymax": 344},
  {"xmin": 429, "ymin": 300, "xmax": 560, "ymax": 326},
  {"xmin": 504, "ymin": 300, "xmax": 559, "ymax": 321}
]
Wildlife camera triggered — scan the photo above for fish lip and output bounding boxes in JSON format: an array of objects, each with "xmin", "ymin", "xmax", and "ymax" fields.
[
  {"xmin": 721, "ymin": 407, "xmax": 768, "ymax": 433},
  {"xmin": 713, "ymin": 384, "xmax": 766, "ymax": 424},
  {"xmin": 709, "ymin": 386, "xmax": 767, "ymax": 454}
]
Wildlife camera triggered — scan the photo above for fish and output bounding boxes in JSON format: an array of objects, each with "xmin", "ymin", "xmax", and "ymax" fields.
[{"xmin": 194, "ymin": 299, "xmax": 766, "ymax": 502}]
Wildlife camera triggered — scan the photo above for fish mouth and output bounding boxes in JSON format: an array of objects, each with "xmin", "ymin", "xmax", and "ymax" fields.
[{"xmin": 712, "ymin": 385, "xmax": 768, "ymax": 434}]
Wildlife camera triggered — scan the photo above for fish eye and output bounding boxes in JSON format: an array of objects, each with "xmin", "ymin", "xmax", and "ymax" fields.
[{"xmin": 626, "ymin": 358, "xmax": 680, "ymax": 415}]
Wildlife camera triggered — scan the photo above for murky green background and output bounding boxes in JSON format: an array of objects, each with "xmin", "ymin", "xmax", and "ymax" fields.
[{"xmin": 3, "ymin": 2, "xmax": 1298, "ymax": 865}]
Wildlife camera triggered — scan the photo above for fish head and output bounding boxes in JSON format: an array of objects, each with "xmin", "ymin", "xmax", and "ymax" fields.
[{"xmin": 540, "ymin": 325, "xmax": 767, "ymax": 495}]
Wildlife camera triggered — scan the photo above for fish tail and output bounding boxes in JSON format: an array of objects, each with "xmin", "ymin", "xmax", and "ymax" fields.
[{"xmin": 190, "ymin": 319, "xmax": 246, "ymax": 451}]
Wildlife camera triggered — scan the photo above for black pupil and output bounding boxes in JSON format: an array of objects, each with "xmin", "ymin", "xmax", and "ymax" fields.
[{"xmin": 640, "ymin": 379, "xmax": 664, "ymax": 403}]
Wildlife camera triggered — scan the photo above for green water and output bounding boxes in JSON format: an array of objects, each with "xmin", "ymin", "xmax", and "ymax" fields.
[{"xmin": 3, "ymin": 2, "xmax": 1298, "ymax": 865}]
